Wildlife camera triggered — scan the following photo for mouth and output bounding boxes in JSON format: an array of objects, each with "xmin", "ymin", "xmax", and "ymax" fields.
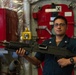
[{"xmin": 56, "ymin": 30, "xmax": 62, "ymax": 32}]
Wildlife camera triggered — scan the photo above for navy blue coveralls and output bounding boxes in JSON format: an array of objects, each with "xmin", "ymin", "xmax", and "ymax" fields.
[{"xmin": 35, "ymin": 35, "xmax": 76, "ymax": 75}]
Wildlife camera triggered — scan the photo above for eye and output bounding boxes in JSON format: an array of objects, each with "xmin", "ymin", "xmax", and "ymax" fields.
[
  {"xmin": 54, "ymin": 23, "xmax": 58, "ymax": 27},
  {"xmin": 60, "ymin": 23, "xmax": 66, "ymax": 26}
]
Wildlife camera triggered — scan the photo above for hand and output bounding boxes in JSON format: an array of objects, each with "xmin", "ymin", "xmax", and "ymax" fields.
[
  {"xmin": 16, "ymin": 48, "xmax": 26, "ymax": 57},
  {"xmin": 57, "ymin": 58, "xmax": 71, "ymax": 68}
]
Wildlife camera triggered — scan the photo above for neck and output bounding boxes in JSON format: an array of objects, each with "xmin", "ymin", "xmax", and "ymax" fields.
[{"xmin": 56, "ymin": 34, "xmax": 65, "ymax": 41}]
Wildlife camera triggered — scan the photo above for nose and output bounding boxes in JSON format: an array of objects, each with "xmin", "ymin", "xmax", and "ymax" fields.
[{"xmin": 57, "ymin": 24, "xmax": 61, "ymax": 28}]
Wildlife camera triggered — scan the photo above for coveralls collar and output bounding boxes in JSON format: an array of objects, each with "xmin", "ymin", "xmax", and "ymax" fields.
[{"xmin": 51, "ymin": 35, "xmax": 69, "ymax": 47}]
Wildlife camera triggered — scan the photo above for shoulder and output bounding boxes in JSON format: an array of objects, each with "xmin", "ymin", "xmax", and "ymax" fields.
[
  {"xmin": 67, "ymin": 38, "xmax": 76, "ymax": 53},
  {"xmin": 67, "ymin": 37, "xmax": 76, "ymax": 49},
  {"xmin": 69, "ymin": 38, "xmax": 76, "ymax": 44},
  {"xmin": 65, "ymin": 35, "xmax": 76, "ymax": 44}
]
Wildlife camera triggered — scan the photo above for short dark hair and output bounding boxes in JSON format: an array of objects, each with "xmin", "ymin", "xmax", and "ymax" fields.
[{"xmin": 53, "ymin": 16, "xmax": 67, "ymax": 25}]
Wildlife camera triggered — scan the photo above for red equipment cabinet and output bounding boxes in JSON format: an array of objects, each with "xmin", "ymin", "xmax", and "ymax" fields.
[
  {"xmin": 0, "ymin": 8, "xmax": 18, "ymax": 48},
  {"xmin": 33, "ymin": 3, "xmax": 74, "ymax": 75},
  {"xmin": 0, "ymin": 9, "xmax": 6, "ymax": 48},
  {"xmin": 0, "ymin": 9, "xmax": 6, "ymax": 42}
]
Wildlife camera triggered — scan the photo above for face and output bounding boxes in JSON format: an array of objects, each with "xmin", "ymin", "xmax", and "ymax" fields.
[{"xmin": 53, "ymin": 19, "xmax": 67, "ymax": 36}]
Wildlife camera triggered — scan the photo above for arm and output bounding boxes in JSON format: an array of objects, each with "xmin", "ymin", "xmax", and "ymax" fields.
[
  {"xmin": 57, "ymin": 56, "xmax": 76, "ymax": 68},
  {"xmin": 57, "ymin": 57, "xmax": 74, "ymax": 68},
  {"xmin": 16, "ymin": 48, "xmax": 41, "ymax": 66}
]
